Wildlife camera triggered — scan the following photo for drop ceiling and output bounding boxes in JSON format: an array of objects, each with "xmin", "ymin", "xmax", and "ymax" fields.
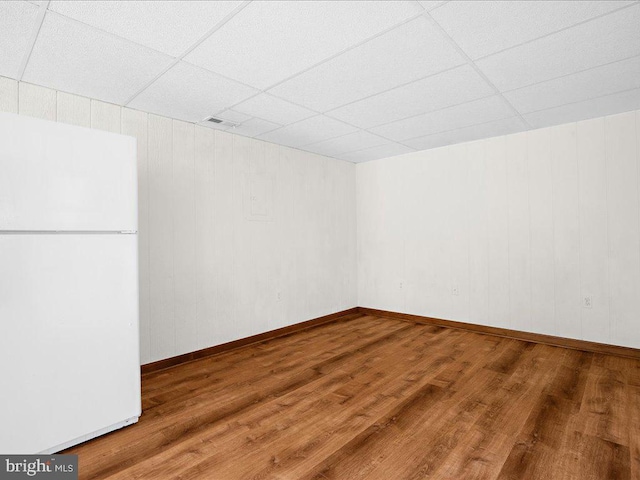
[{"xmin": 2, "ymin": 0, "xmax": 640, "ymax": 162}]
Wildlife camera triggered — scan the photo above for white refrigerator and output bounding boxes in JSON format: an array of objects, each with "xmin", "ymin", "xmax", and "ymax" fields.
[{"xmin": 0, "ymin": 111, "xmax": 141, "ymax": 454}]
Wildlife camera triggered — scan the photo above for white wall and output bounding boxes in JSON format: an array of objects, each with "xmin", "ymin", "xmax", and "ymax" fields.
[
  {"xmin": 4, "ymin": 72, "xmax": 638, "ymax": 355},
  {"xmin": 357, "ymin": 109, "xmax": 640, "ymax": 349},
  {"xmin": 0, "ymin": 76, "xmax": 357, "ymax": 364}
]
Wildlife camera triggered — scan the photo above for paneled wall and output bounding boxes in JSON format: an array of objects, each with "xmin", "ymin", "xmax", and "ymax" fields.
[
  {"xmin": 0, "ymin": 76, "xmax": 357, "ymax": 364},
  {"xmin": 357, "ymin": 109, "xmax": 640, "ymax": 348},
  {"xmin": 4, "ymin": 72, "xmax": 638, "ymax": 355}
]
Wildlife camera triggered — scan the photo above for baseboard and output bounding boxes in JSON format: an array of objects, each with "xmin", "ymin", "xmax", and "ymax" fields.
[
  {"xmin": 141, "ymin": 305, "xmax": 639, "ymax": 375},
  {"xmin": 141, "ymin": 307, "xmax": 361, "ymax": 375},
  {"xmin": 358, "ymin": 307, "xmax": 640, "ymax": 360}
]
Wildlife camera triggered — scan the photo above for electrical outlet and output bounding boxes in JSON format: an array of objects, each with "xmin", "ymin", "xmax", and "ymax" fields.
[
  {"xmin": 399, "ymin": 282, "xmax": 403, "ymax": 289},
  {"xmin": 452, "ymin": 286, "xmax": 459, "ymax": 296},
  {"xmin": 277, "ymin": 292, "xmax": 282, "ymax": 301},
  {"xmin": 583, "ymin": 295, "xmax": 592, "ymax": 309}
]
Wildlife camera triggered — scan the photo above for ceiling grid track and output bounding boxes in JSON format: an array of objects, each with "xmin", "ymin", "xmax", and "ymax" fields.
[
  {"xmin": 16, "ymin": 0, "xmax": 50, "ymax": 81},
  {"xmin": 3, "ymin": 0, "xmax": 639, "ymax": 161},
  {"xmin": 421, "ymin": 11, "xmax": 532, "ymax": 129},
  {"xmin": 471, "ymin": 1, "xmax": 640, "ymax": 63},
  {"xmin": 124, "ymin": 1, "xmax": 252, "ymax": 106},
  {"xmin": 205, "ymin": 9, "xmax": 431, "ymax": 138}
]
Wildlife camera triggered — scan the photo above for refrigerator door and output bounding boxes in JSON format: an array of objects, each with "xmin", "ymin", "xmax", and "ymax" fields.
[
  {"xmin": 0, "ymin": 234, "xmax": 140, "ymax": 454},
  {"xmin": 0, "ymin": 112, "xmax": 137, "ymax": 232}
]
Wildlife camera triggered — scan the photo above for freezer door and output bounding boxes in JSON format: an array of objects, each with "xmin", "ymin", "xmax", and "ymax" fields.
[
  {"xmin": 0, "ymin": 234, "xmax": 141, "ymax": 454},
  {"xmin": 0, "ymin": 112, "xmax": 137, "ymax": 232}
]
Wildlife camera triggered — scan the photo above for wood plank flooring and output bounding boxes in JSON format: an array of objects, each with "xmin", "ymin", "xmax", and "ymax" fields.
[{"xmin": 65, "ymin": 313, "xmax": 640, "ymax": 479}]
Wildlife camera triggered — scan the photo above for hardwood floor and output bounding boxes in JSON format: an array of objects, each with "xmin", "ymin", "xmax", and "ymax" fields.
[{"xmin": 65, "ymin": 313, "xmax": 640, "ymax": 479}]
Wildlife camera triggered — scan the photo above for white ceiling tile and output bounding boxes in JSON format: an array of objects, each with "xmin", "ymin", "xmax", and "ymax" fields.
[
  {"xmin": 230, "ymin": 117, "xmax": 281, "ymax": 138},
  {"xmin": 476, "ymin": 4, "xmax": 640, "ymax": 92},
  {"xmin": 431, "ymin": 1, "xmax": 634, "ymax": 60},
  {"xmin": 418, "ymin": 1, "xmax": 447, "ymax": 12},
  {"xmin": 22, "ymin": 13, "xmax": 174, "ymax": 105},
  {"xmin": 0, "ymin": 1, "xmax": 40, "ymax": 79},
  {"xmin": 504, "ymin": 55, "xmax": 640, "ymax": 114},
  {"xmin": 256, "ymin": 115, "xmax": 358, "ymax": 148},
  {"xmin": 305, "ymin": 130, "xmax": 390, "ymax": 157},
  {"xmin": 403, "ymin": 116, "xmax": 527, "ymax": 151},
  {"xmin": 184, "ymin": 1, "xmax": 423, "ymax": 89},
  {"xmin": 129, "ymin": 61, "xmax": 258, "ymax": 123},
  {"xmin": 5, "ymin": 0, "xmax": 636, "ymax": 155},
  {"xmin": 340, "ymin": 143, "xmax": 415, "ymax": 163},
  {"xmin": 216, "ymin": 109, "xmax": 253, "ymax": 124},
  {"xmin": 371, "ymin": 95, "xmax": 514, "ymax": 142},
  {"xmin": 327, "ymin": 65, "xmax": 494, "ymax": 129},
  {"xmin": 232, "ymin": 94, "xmax": 316, "ymax": 125},
  {"xmin": 522, "ymin": 88, "xmax": 640, "ymax": 129},
  {"xmin": 49, "ymin": 1, "xmax": 243, "ymax": 57},
  {"xmin": 268, "ymin": 16, "xmax": 464, "ymax": 112}
]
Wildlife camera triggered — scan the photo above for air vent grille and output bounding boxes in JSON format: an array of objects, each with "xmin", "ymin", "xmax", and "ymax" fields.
[{"xmin": 203, "ymin": 116, "xmax": 239, "ymax": 128}]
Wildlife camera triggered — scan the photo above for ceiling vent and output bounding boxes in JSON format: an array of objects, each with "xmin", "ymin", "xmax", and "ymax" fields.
[{"xmin": 203, "ymin": 116, "xmax": 239, "ymax": 128}]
